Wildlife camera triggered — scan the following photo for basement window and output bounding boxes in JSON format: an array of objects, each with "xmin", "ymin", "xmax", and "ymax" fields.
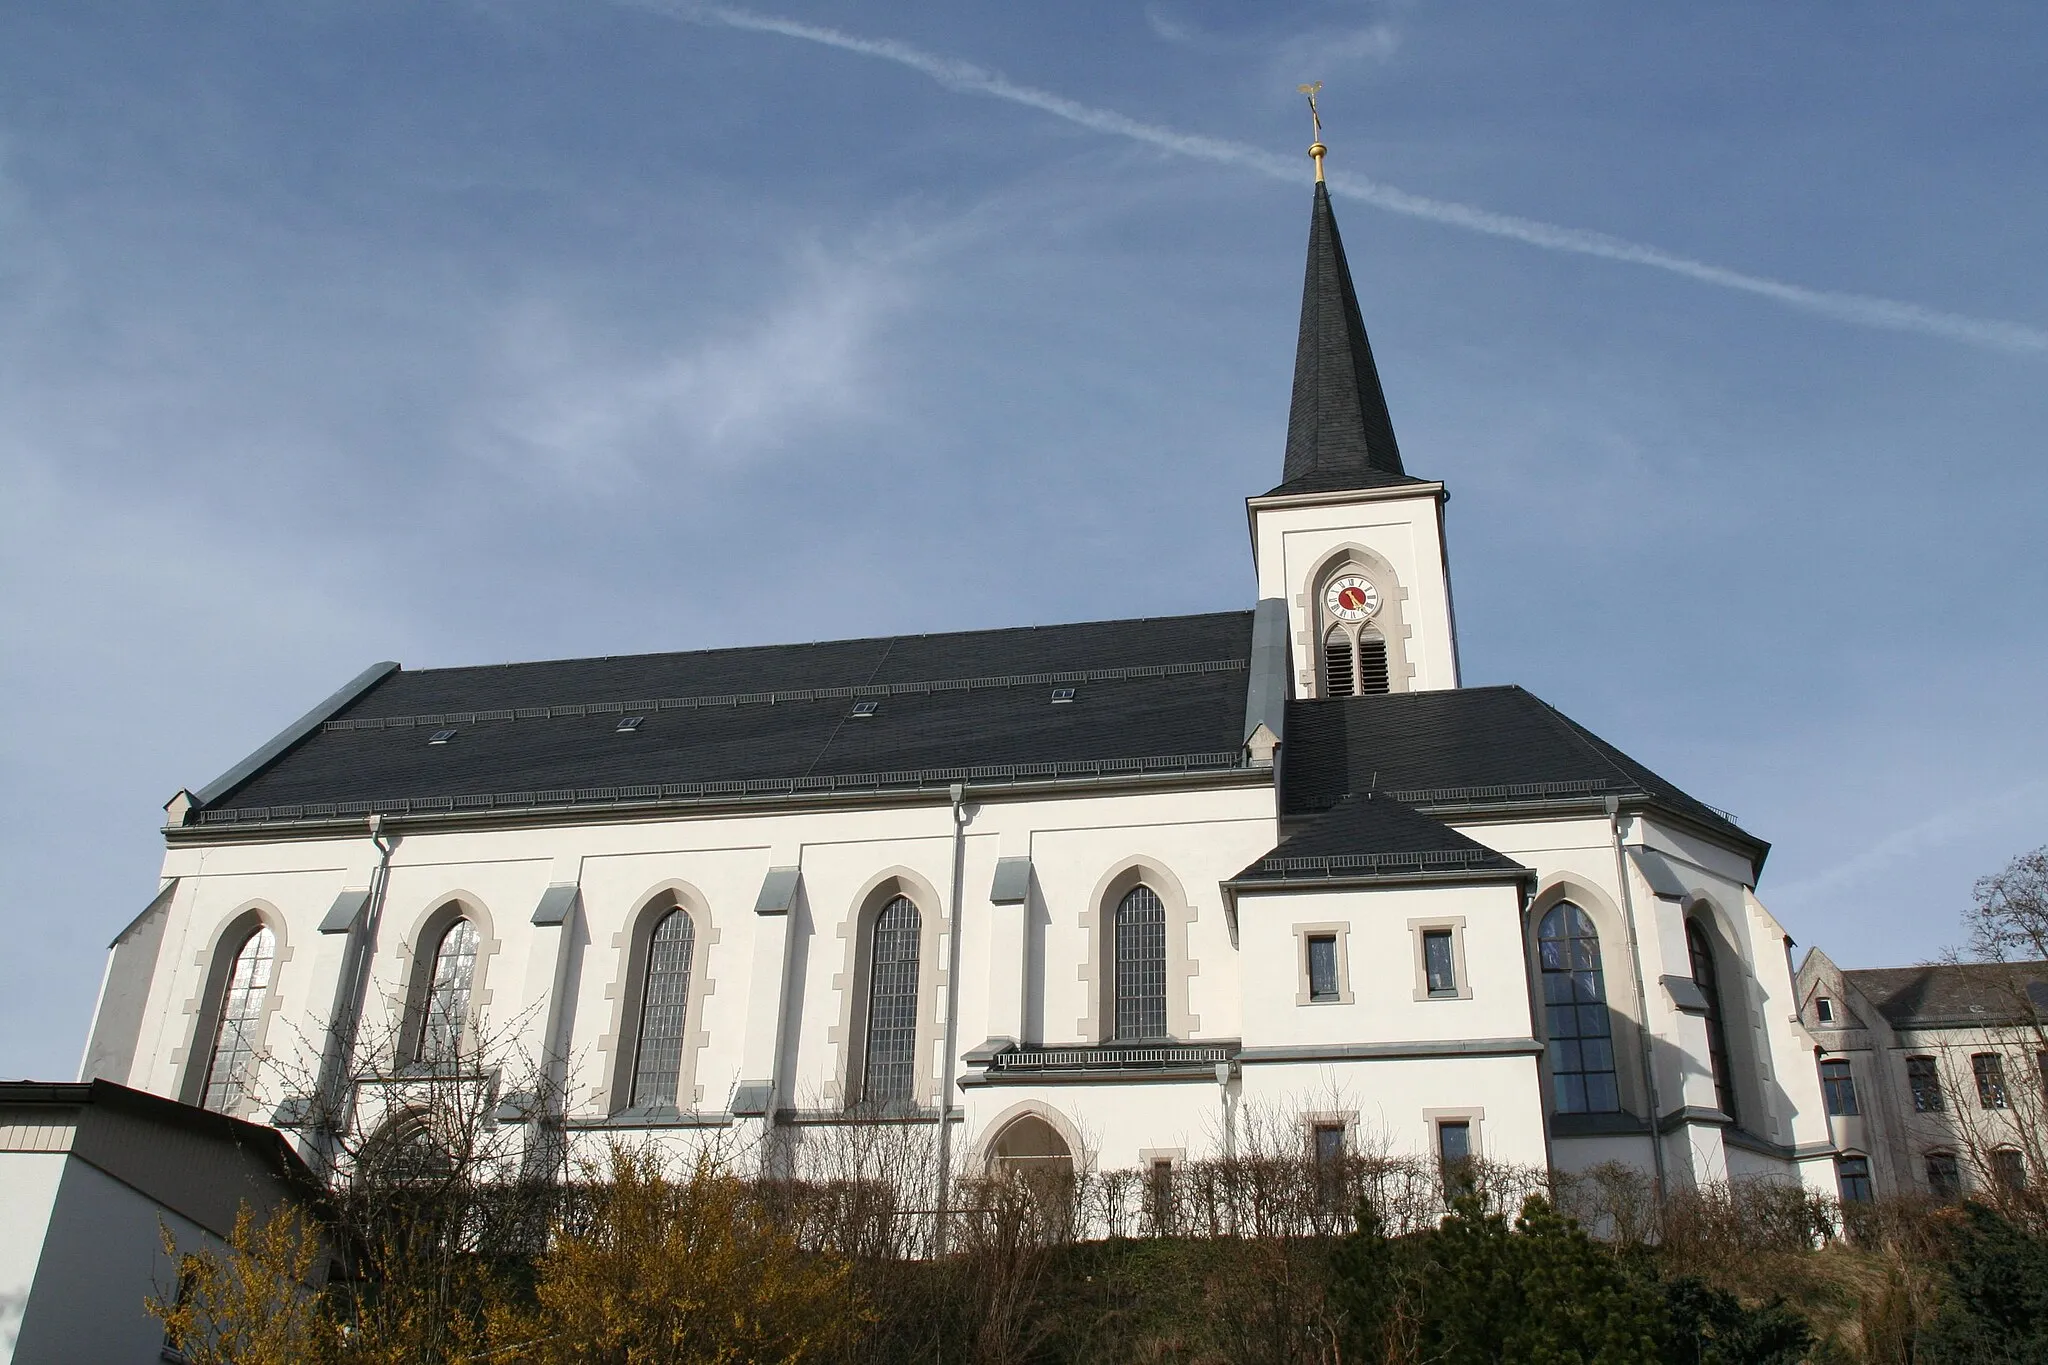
[
  {"xmin": 1051, "ymin": 688, "xmax": 1076, "ymax": 703},
  {"xmin": 427, "ymin": 729, "xmax": 457, "ymax": 745},
  {"xmin": 851, "ymin": 701, "xmax": 879, "ymax": 718},
  {"xmin": 615, "ymin": 716, "xmax": 644, "ymax": 733}
]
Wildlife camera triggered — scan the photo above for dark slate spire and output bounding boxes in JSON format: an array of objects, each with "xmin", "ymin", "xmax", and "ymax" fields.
[{"xmin": 1271, "ymin": 182, "xmax": 1420, "ymax": 497}]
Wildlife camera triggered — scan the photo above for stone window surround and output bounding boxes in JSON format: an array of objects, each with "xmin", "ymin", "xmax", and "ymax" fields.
[
  {"xmin": 1408, "ymin": 915, "xmax": 1473, "ymax": 1002},
  {"xmin": 1683, "ymin": 899, "xmax": 1772, "ymax": 1133},
  {"xmin": 1076, "ymin": 858, "xmax": 1202, "ymax": 1044},
  {"xmin": 976, "ymin": 1098, "xmax": 1089, "ymax": 1174},
  {"xmin": 1292, "ymin": 922, "xmax": 1355, "ymax": 1006},
  {"xmin": 830, "ymin": 867, "xmax": 950, "ymax": 1110},
  {"xmin": 391, "ymin": 893, "xmax": 502, "ymax": 1066},
  {"xmin": 1300, "ymin": 1108, "xmax": 1360, "ymax": 1157},
  {"xmin": 1424, "ymin": 1105, "xmax": 1487, "ymax": 1165},
  {"xmin": 594, "ymin": 881, "xmax": 720, "ymax": 1114},
  {"xmin": 174, "ymin": 900, "xmax": 293, "ymax": 1116},
  {"xmin": 1297, "ymin": 543, "xmax": 1416, "ymax": 698}
]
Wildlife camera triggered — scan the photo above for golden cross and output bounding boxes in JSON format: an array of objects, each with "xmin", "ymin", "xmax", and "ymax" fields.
[{"xmin": 1297, "ymin": 82, "xmax": 1327, "ymax": 181}]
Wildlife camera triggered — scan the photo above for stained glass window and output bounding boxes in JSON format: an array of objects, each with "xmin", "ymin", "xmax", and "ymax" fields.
[
  {"xmin": 629, "ymin": 908, "xmax": 696, "ymax": 1109},
  {"xmin": 1114, "ymin": 885, "xmax": 1168, "ymax": 1041},
  {"xmin": 201, "ymin": 925, "xmax": 276, "ymax": 1113},
  {"xmin": 1687, "ymin": 919, "xmax": 1737, "ymax": 1122},
  {"xmin": 1539, "ymin": 903, "xmax": 1619, "ymax": 1114},
  {"xmin": 862, "ymin": 896, "xmax": 922, "ymax": 1107}
]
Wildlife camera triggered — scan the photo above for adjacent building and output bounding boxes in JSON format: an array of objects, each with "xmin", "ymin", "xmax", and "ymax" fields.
[{"xmin": 1796, "ymin": 952, "xmax": 2048, "ymax": 1204}]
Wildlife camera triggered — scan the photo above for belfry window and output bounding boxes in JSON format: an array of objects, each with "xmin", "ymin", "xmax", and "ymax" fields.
[
  {"xmin": 1114, "ymin": 885, "xmax": 1168, "ymax": 1041},
  {"xmin": 629, "ymin": 908, "xmax": 696, "ymax": 1109},
  {"xmin": 1356, "ymin": 634, "xmax": 1390, "ymax": 694},
  {"xmin": 1539, "ymin": 902, "xmax": 1620, "ymax": 1114},
  {"xmin": 415, "ymin": 917, "xmax": 478, "ymax": 1066},
  {"xmin": 1321, "ymin": 626, "xmax": 1391, "ymax": 698},
  {"xmin": 201, "ymin": 925, "xmax": 276, "ymax": 1113},
  {"xmin": 861, "ymin": 895, "xmax": 922, "ymax": 1107},
  {"xmin": 1687, "ymin": 919, "xmax": 1737, "ymax": 1122}
]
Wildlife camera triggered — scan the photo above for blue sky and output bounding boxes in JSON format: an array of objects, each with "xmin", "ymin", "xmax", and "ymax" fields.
[{"xmin": 3, "ymin": 1, "xmax": 2044, "ymax": 1080}]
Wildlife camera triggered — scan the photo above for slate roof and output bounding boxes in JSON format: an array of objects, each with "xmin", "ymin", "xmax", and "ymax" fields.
[
  {"xmin": 1844, "ymin": 962, "xmax": 2048, "ymax": 1030},
  {"xmin": 1229, "ymin": 791, "xmax": 1526, "ymax": 886},
  {"xmin": 197, "ymin": 612, "xmax": 1260, "ymax": 822},
  {"xmin": 1277, "ymin": 687, "xmax": 1762, "ymax": 856},
  {"xmin": 1273, "ymin": 182, "xmax": 1426, "ymax": 499}
]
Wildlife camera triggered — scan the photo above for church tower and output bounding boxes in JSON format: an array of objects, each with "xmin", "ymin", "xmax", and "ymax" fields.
[{"xmin": 1250, "ymin": 179, "xmax": 1460, "ymax": 699}]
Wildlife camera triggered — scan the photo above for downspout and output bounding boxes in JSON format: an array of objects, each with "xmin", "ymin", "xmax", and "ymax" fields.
[
  {"xmin": 314, "ymin": 813, "xmax": 396, "ymax": 1176},
  {"xmin": 934, "ymin": 783, "xmax": 970, "ymax": 1254},
  {"xmin": 1606, "ymin": 796, "xmax": 1668, "ymax": 1202}
]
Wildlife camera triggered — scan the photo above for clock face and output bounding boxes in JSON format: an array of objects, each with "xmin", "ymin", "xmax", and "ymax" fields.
[{"xmin": 1324, "ymin": 575, "xmax": 1380, "ymax": 623}]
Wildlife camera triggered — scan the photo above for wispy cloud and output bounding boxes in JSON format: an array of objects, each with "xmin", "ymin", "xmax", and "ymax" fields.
[
  {"xmin": 471, "ymin": 243, "xmax": 912, "ymax": 487},
  {"xmin": 637, "ymin": 2, "xmax": 2048, "ymax": 357},
  {"xmin": 1766, "ymin": 778, "xmax": 2048, "ymax": 910}
]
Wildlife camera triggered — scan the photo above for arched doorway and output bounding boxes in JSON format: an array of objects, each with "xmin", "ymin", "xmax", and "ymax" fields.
[{"xmin": 987, "ymin": 1113, "xmax": 1074, "ymax": 1175}]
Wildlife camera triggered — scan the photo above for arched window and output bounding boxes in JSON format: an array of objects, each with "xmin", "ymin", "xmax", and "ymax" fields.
[
  {"xmin": 201, "ymin": 925, "xmax": 276, "ymax": 1113},
  {"xmin": 861, "ymin": 895, "xmax": 922, "ymax": 1107},
  {"xmin": 1538, "ymin": 902, "xmax": 1620, "ymax": 1114},
  {"xmin": 1356, "ymin": 633, "xmax": 1390, "ymax": 694},
  {"xmin": 415, "ymin": 917, "xmax": 478, "ymax": 1066},
  {"xmin": 628, "ymin": 908, "xmax": 697, "ymax": 1109},
  {"xmin": 1114, "ymin": 885, "xmax": 1168, "ymax": 1041},
  {"xmin": 1687, "ymin": 919, "xmax": 1737, "ymax": 1121},
  {"xmin": 1321, "ymin": 626, "xmax": 1390, "ymax": 697}
]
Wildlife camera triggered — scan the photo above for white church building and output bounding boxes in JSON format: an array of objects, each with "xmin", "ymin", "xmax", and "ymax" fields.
[{"xmin": 78, "ymin": 175, "xmax": 1838, "ymax": 1199}]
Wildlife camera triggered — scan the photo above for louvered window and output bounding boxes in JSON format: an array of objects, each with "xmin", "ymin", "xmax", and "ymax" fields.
[
  {"xmin": 861, "ymin": 896, "xmax": 922, "ymax": 1107},
  {"xmin": 1323, "ymin": 629, "xmax": 1354, "ymax": 697},
  {"xmin": 1114, "ymin": 885, "xmax": 1168, "ymax": 1041},
  {"xmin": 629, "ymin": 908, "xmax": 696, "ymax": 1108},
  {"xmin": 202, "ymin": 926, "xmax": 276, "ymax": 1113},
  {"xmin": 1357, "ymin": 634, "xmax": 1390, "ymax": 694}
]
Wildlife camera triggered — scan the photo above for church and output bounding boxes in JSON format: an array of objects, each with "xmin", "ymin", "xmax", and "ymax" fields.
[{"xmin": 78, "ymin": 159, "xmax": 1838, "ymax": 1199}]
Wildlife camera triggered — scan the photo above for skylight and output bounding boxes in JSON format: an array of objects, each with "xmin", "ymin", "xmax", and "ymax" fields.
[
  {"xmin": 851, "ymin": 700, "xmax": 879, "ymax": 717},
  {"xmin": 1051, "ymin": 688, "xmax": 1076, "ymax": 703},
  {"xmin": 616, "ymin": 716, "xmax": 644, "ymax": 733},
  {"xmin": 428, "ymin": 729, "xmax": 457, "ymax": 745}
]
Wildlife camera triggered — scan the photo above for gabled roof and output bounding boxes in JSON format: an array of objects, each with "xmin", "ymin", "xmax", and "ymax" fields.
[
  {"xmin": 189, "ymin": 612, "xmax": 1261, "ymax": 826},
  {"xmin": 1229, "ymin": 791, "xmax": 1526, "ymax": 887},
  {"xmin": 1279, "ymin": 687, "xmax": 1765, "ymax": 864},
  {"xmin": 1272, "ymin": 182, "xmax": 1426, "ymax": 499},
  {"xmin": 1843, "ymin": 962, "xmax": 2048, "ymax": 1030}
]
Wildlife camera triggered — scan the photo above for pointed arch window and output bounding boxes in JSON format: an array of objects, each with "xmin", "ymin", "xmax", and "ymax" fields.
[
  {"xmin": 1114, "ymin": 885, "xmax": 1168, "ymax": 1041},
  {"xmin": 629, "ymin": 908, "xmax": 697, "ymax": 1109},
  {"xmin": 415, "ymin": 917, "xmax": 478, "ymax": 1067},
  {"xmin": 861, "ymin": 895, "xmax": 922, "ymax": 1107},
  {"xmin": 1538, "ymin": 903, "xmax": 1619, "ymax": 1114},
  {"xmin": 1687, "ymin": 919, "xmax": 1738, "ymax": 1121},
  {"xmin": 201, "ymin": 925, "xmax": 276, "ymax": 1113},
  {"xmin": 1321, "ymin": 626, "xmax": 1390, "ymax": 697}
]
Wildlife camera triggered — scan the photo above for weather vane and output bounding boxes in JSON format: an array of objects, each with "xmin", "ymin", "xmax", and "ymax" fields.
[{"xmin": 1297, "ymin": 82, "xmax": 1327, "ymax": 182}]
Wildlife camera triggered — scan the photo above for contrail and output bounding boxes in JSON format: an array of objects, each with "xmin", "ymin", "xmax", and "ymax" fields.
[{"xmin": 638, "ymin": 2, "xmax": 2048, "ymax": 356}]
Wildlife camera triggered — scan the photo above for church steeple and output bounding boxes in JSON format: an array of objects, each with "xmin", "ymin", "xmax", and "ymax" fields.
[{"xmin": 1272, "ymin": 182, "xmax": 1419, "ymax": 497}]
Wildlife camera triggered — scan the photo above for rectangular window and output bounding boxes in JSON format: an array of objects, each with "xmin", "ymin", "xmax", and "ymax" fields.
[
  {"xmin": 1814, "ymin": 996, "xmax": 1835, "ymax": 1024},
  {"xmin": 1974, "ymin": 1053, "xmax": 2008, "ymax": 1109},
  {"xmin": 1149, "ymin": 1159, "xmax": 1175, "ymax": 1233},
  {"xmin": 1436, "ymin": 1120, "xmax": 1474, "ymax": 1201},
  {"xmin": 2039, "ymin": 1051, "xmax": 2048, "ymax": 1101},
  {"xmin": 1312, "ymin": 1122, "xmax": 1347, "ymax": 1208},
  {"xmin": 1991, "ymin": 1148, "xmax": 2026, "ymax": 1193},
  {"xmin": 1820, "ymin": 1058, "xmax": 1859, "ymax": 1116},
  {"xmin": 1926, "ymin": 1151, "xmax": 1961, "ymax": 1200},
  {"xmin": 1836, "ymin": 1155, "xmax": 1873, "ymax": 1204},
  {"xmin": 1423, "ymin": 929, "xmax": 1458, "ymax": 998},
  {"xmin": 1307, "ymin": 935, "xmax": 1340, "ymax": 1002},
  {"xmin": 1907, "ymin": 1055, "xmax": 1944, "ymax": 1112}
]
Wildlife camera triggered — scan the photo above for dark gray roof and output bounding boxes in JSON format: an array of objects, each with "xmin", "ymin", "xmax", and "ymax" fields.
[
  {"xmin": 195, "ymin": 612, "xmax": 1259, "ymax": 822},
  {"xmin": 1274, "ymin": 182, "xmax": 1426, "ymax": 499},
  {"xmin": 1230, "ymin": 791, "xmax": 1526, "ymax": 886},
  {"xmin": 1844, "ymin": 962, "xmax": 2048, "ymax": 1030},
  {"xmin": 1279, "ymin": 687, "xmax": 1764, "ymax": 861}
]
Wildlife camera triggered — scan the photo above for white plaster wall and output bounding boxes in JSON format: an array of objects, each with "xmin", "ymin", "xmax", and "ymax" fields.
[
  {"xmin": 1249, "ymin": 490, "xmax": 1457, "ymax": 693},
  {"xmin": 0, "ymin": 1153, "xmax": 65, "ymax": 1365},
  {"xmin": 1238, "ymin": 1056, "xmax": 1548, "ymax": 1170},
  {"xmin": 10, "ymin": 1157, "xmax": 208, "ymax": 1365},
  {"xmin": 1235, "ymin": 882, "xmax": 1532, "ymax": 1048}
]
